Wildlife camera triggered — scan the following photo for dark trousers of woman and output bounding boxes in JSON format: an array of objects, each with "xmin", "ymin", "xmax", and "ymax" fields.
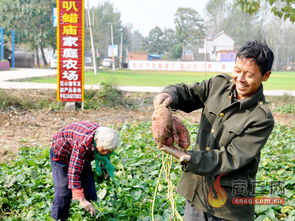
[
  {"xmin": 50, "ymin": 149, "xmax": 98, "ymax": 220},
  {"xmin": 184, "ymin": 200, "xmax": 229, "ymax": 221}
]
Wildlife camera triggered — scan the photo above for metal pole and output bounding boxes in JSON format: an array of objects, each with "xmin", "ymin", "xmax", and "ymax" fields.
[
  {"xmin": 111, "ymin": 24, "xmax": 115, "ymax": 71},
  {"xmin": 11, "ymin": 30, "xmax": 15, "ymax": 68},
  {"xmin": 204, "ymin": 39, "xmax": 207, "ymax": 75},
  {"xmin": 0, "ymin": 28, "xmax": 4, "ymax": 61},
  {"xmin": 119, "ymin": 30, "xmax": 123, "ymax": 69},
  {"xmin": 87, "ymin": 0, "xmax": 97, "ymax": 75}
]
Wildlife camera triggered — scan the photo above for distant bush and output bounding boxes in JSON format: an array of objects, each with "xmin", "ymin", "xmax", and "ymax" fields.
[{"xmin": 84, "ymin": 81, "xmax": 129, "ymax": 109}]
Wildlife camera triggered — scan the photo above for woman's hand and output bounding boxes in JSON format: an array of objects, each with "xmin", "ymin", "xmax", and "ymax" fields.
[{"xmin": 79, "ymin": 199, "xmax": 96, "ymax": 216}]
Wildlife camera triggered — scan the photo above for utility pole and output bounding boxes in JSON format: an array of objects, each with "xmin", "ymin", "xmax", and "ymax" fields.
[
  {"xmin": 119, "ymin": 30, "xmax": 123, "ymax": 69},
  {"xmin": 11, "ymin": 30, "xmax": 15, "ymax": 68},
  {"xmin": 110, "ymin": 24, "xmax": 115, "ymax": 71},
  {"xmin": 204, "ymin": 39, "xmax": 207, "ymax": 76},
  {"xmin": 87, "ymin": 0, "xmax": 97, "ymax": 75},
  {"xmin": 0, "ymin": 28, "xmax": 4, "ymax": 61}
]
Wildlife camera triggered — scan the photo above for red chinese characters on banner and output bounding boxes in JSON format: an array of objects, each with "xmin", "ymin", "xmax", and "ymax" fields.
[{"xmin": 57, "ymin": 0, "xmax": 84, "ymax": 102}]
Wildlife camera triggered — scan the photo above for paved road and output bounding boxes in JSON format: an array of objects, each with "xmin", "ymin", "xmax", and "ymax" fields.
[
  {"xmin": 0, "ymin": 68, "xmax": 294, "ymax": 95},
  {"xmin": 0, "ymin": 68, "xmax": 56, "ymax": 81}
]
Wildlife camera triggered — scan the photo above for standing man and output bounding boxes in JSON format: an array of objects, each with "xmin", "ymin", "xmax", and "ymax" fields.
[
  {"xmin": 50, "ymin": 121, "xmax": 120, "ymax": 220},
  {"xmin": 153, "ymin": 40, "xmax": 274, "ymax": 221}
]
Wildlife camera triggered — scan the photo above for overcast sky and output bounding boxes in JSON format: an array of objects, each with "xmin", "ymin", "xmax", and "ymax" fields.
[{"xmin": 89, "ymin": 0, "xmax": 208, "ymax": 37}]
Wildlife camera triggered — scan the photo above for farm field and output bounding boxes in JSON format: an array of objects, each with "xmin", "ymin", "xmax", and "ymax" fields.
[
  {"xmin": 25, "ymin": 70, "xmax": 295, "ymax": 90},
  {"xmin": 0, "ymin": 89, "xmax": 294, "ymax": 220}
]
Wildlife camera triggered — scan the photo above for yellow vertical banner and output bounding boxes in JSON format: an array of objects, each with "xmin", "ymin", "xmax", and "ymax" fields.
[{"xmin": 56, "ymin": 0, "xmax": 84, "ymax": 102}]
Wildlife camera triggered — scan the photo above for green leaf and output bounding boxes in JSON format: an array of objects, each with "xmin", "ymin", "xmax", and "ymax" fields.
[
  {"xmin": 132, "ymin": 190, "xmax": 142, "ymax": 201},
  {"xmin": 265, "ymin": 208, "xmax": 276, "ymax": 220},
  {"xmin": 256, "ymin": 205, "xmax": 272, "ymax": 215},
  {"xmin": 97, "ymin": 188, "xmax": 107, "ymax": 200},
  {"xmin": 255, "ymin": 215, "xmax": 271, "ymax": 221},
  {"xmin": 284, "ymin": 189, "xmax": 294, "ymax": 198}
]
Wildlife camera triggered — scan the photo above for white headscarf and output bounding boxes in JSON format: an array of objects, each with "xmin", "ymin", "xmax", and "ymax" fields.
[{"xmin": 94, "ymin": 127, "xmax": 120, "ymax": 150}]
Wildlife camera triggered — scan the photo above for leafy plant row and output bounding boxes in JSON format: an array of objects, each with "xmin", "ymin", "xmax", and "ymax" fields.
[{"xmin": 0, "ymin": 123, "xmax": 294, "ymax": 220}]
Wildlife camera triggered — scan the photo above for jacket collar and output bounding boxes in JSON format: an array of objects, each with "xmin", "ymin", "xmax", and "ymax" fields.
[{"xmin": 229, "ymin": 81, "xmax": 265, "ymax": 110}]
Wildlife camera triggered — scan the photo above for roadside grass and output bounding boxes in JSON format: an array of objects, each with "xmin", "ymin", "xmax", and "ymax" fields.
[
  {"xmin": 0, "ymin": 85, "xmax": 153, "ymax": 111},
  {"xmin": 1, "ymin": 86, "xmax": 294, "ymax": 113},
  {"xmin": 265, "ymin": 72, "xmax": 295, "ymax": 90},
  {"xmin": 23, "ymin": 70, "xmax": 295, "ymax": 90},
  {"xmin": 0, "ymin": 89, "xmax": 61, "ymax": 111},
  {"xmin": 25, "ymin": 70, "xmax": 217, "ymax": 86}
]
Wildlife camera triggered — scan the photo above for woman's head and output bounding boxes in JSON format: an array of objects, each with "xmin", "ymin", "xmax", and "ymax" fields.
[{"xmin": 94, "ymin": 127, "xmax": 120, "ymax": 155}]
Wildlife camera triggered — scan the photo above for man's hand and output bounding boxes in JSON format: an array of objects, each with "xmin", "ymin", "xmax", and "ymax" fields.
[
  {"xmin": 153, "ymin": 93, "xmax": 173, "ymax": 108},
  {"xmin": 79, "ymin": 199, "xmax": 96, "ymax": 216},
  {"xmin": 160, "ymin": 145, "xmax": 191, "ymax": 163}
]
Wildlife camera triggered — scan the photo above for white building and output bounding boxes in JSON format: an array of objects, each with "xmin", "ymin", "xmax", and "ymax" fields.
[{"xmin": 202, "ymin": 31, "xmax": 235, "ymax": 61}]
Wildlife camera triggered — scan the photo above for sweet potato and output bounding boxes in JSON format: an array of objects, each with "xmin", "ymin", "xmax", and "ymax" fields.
[
  {"xmin": 151, "ymin": 104, "xmax": 173, "ymax": 147},
  {"xmin": 152, "ymin": 105, "xmax": 190, "ymax": 149},
  {"xmin": 171, "ymin": 116, "xmax": 190, "ymax": 149}
]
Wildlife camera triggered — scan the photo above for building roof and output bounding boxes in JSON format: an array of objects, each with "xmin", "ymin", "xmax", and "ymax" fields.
[{"xmin": 206, "ymin": 31, "xmax": 234, "ymax": 42}]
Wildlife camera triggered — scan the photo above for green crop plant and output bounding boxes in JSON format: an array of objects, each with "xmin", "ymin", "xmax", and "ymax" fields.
[
  {"xmin": 274, "ymin": 104, "xmax": 295, "ymax": 114},
  {"xmin": 0, "ymin": 123, "xmax": 294, "ymax": 220}
]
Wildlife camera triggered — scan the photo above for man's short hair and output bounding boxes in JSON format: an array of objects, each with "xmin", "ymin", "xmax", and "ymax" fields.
[
  {"xmin": 236, "ymin": 40, "xmax": 274, "ymax": 75},
  {"xmin": 94, "ymin": 127, "xmax": 120, "ymax": 150}
]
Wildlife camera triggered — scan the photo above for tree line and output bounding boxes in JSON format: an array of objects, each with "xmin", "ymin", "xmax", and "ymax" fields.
[{"xmin": 0, "ymin": 0, "xmax": 294, "ymax": 70}]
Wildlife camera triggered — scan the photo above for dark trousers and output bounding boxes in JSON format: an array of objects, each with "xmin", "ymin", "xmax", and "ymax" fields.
[
  {"xmin": 184, "ymin": 200, "xmax": 229, "ymax": 221},
  {"xmin": 50, "ymin": 149, "xmax": 97, "ymax": 220}
]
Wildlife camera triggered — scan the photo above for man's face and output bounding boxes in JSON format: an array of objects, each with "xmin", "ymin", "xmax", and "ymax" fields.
[
  {"xmin": 96, "ymin": 146, "xmax": 112, "ymax": 155},
  {"xmin": 232, "ymin": 57, "xmax": 271, "ymax": 100}
]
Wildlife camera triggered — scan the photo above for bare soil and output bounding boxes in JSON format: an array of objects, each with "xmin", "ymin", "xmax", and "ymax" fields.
[{"xmin": 0, "ymin": 89, "xmax": 293, "ymax": 163}]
